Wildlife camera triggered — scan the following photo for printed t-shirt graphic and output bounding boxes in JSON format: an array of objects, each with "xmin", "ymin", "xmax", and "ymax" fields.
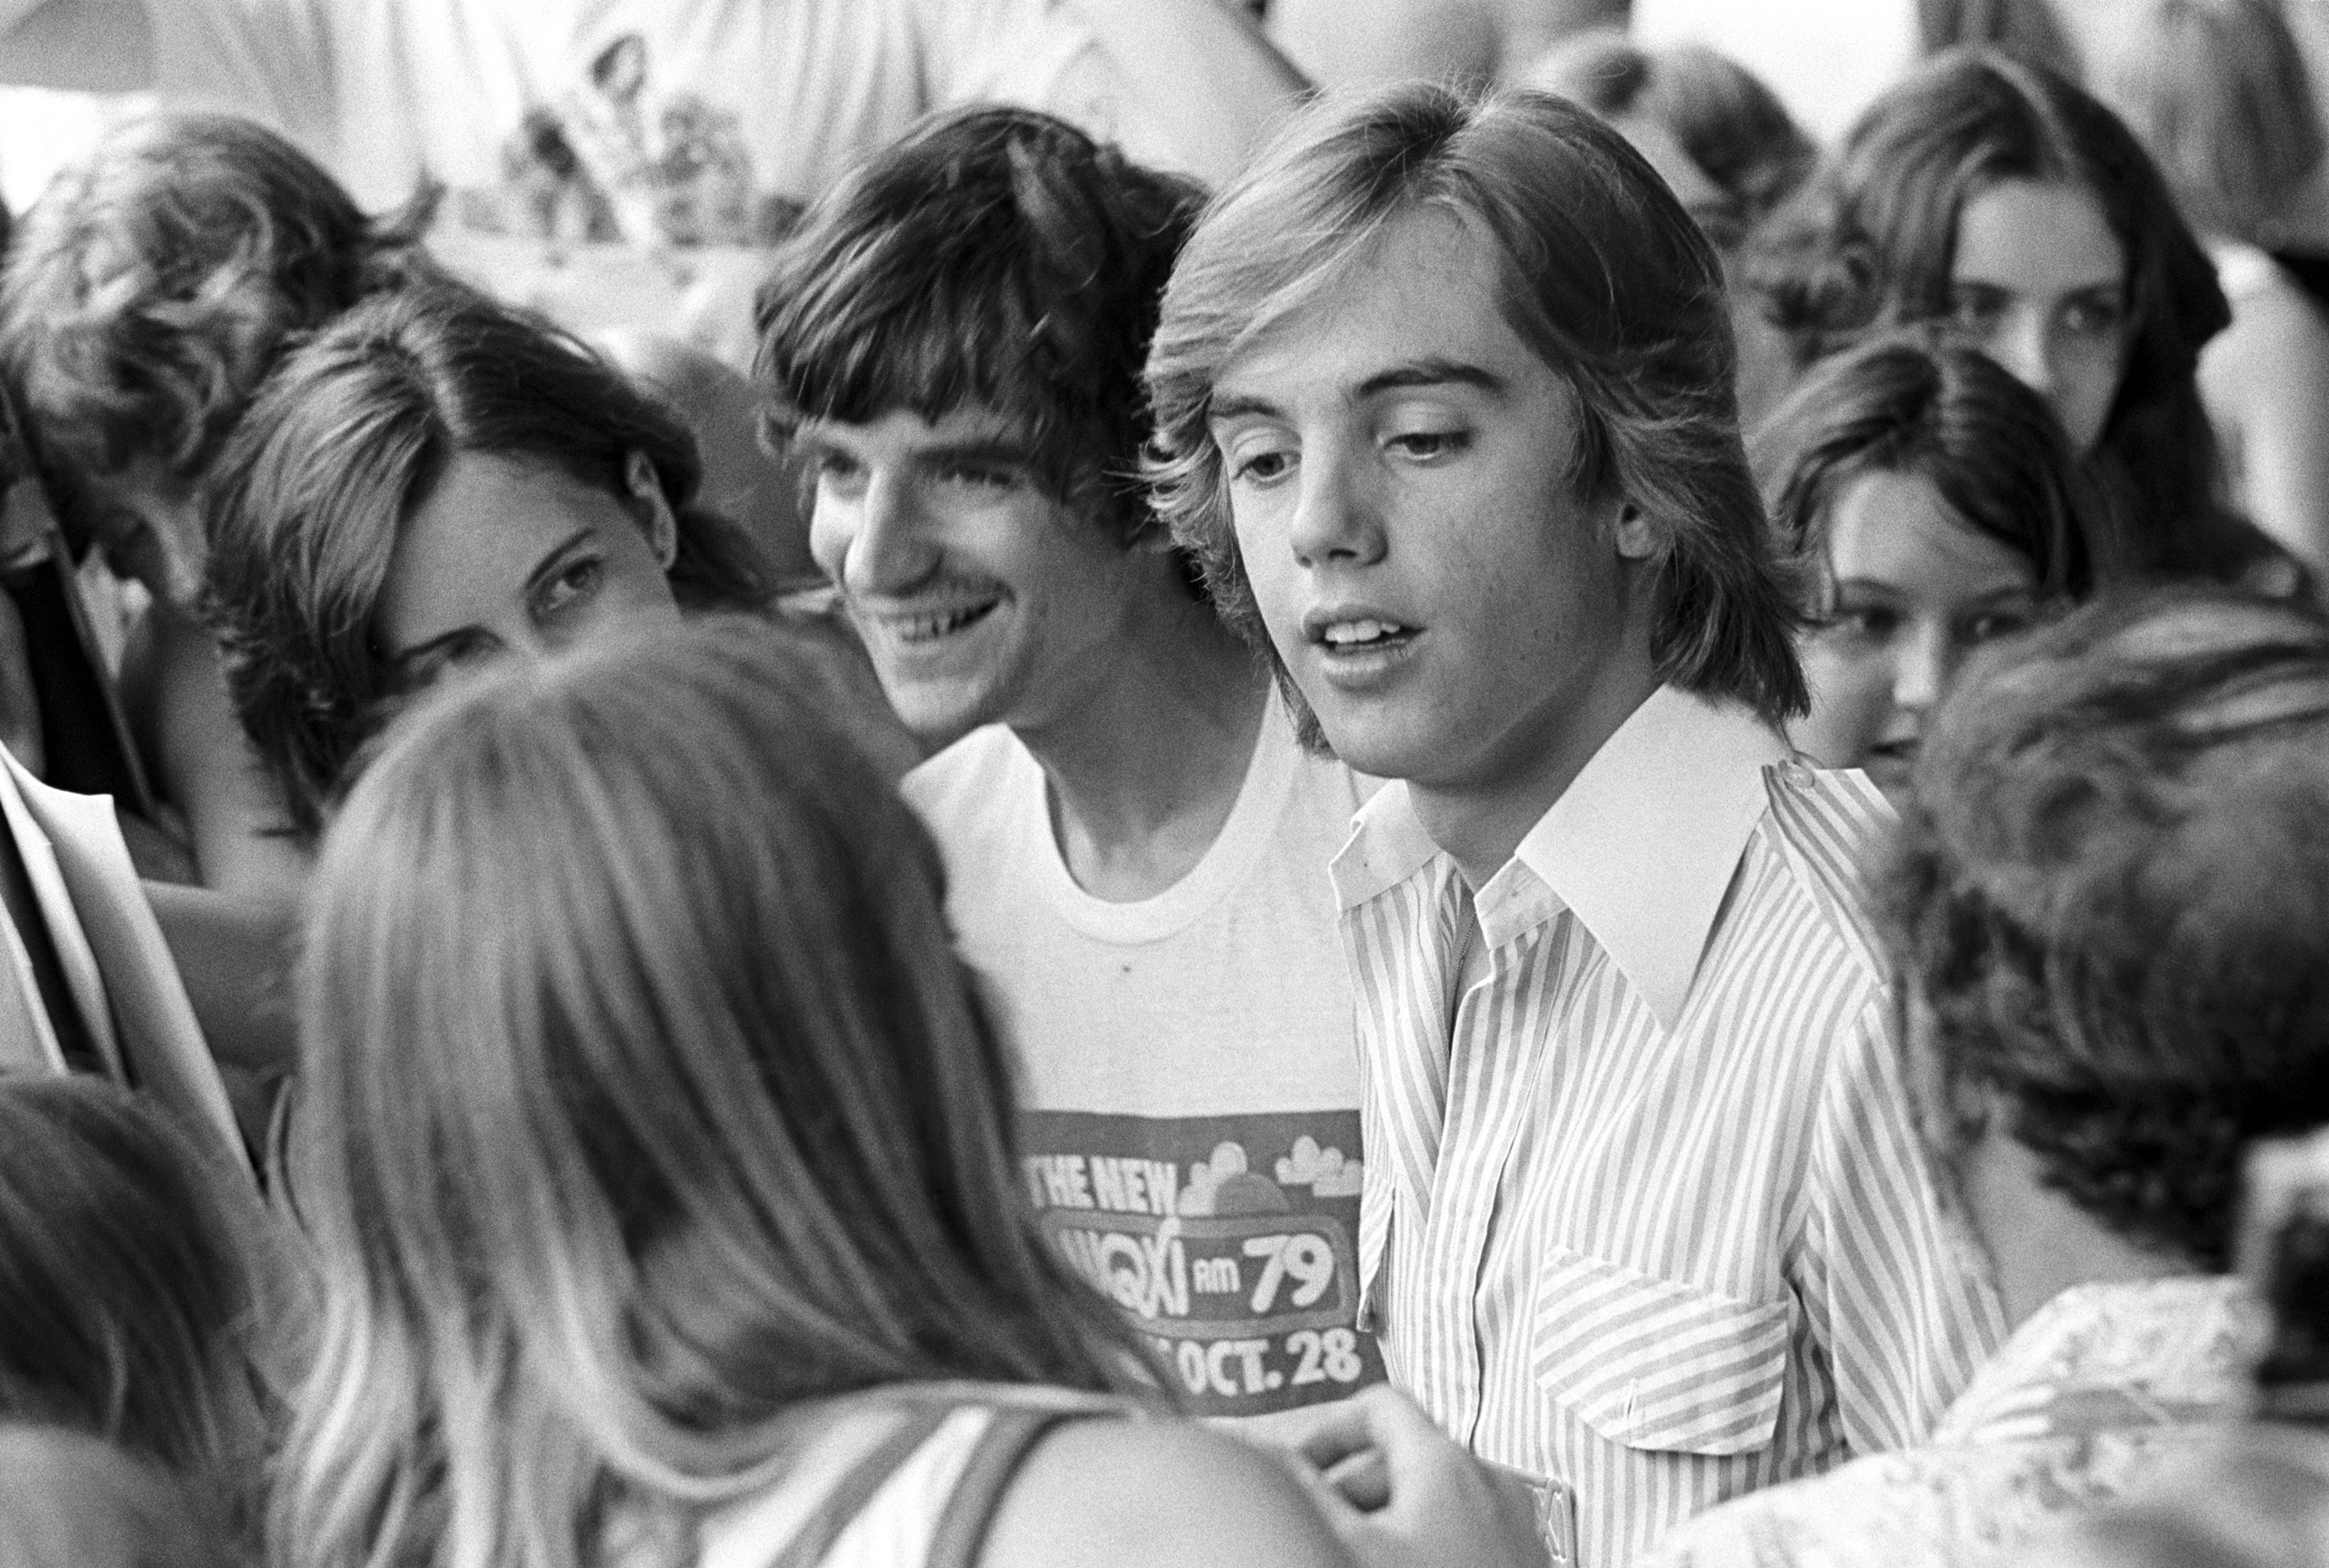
[
  {"xmin": 1022, "ymin": 1110, "xmax": 1381, "ymax": 1414},
  {"xmin": 904, "ymin": 696, "xmax": 1380, "ymax": 1417}
]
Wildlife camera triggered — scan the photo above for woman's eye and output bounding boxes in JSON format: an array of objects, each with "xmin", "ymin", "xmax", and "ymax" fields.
[
  {"xmin": 397, "ymin": 631, "xmax": 495, "ymax": 691},
  {"xmin": 1821, "ymin": 604, "xmax": 1900, "ymax": 641},
  {"xmin": 1963, "ymin": 609, "xmax": 2032, "ymax": 644},
  {"xmin": 536, "ymin": 557, "xmax": 604, "ymax": 618}
]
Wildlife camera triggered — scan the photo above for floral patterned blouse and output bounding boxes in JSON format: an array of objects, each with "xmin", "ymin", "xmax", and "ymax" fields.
[{"xmin": 1636, "ymin": 1276, "xmax": 2257, "ymax": 1568}]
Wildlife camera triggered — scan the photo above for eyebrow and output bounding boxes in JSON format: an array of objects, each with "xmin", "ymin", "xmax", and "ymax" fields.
[{"xmin": 1209, "ymin": 357, "xmax": 1510, "ymax": 423}]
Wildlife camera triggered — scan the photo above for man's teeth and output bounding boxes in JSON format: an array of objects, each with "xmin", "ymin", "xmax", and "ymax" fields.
[
  {"xmin": 1322, "ymin": 619, "xmax": 1407, "ymax": 646},
  {"xmin": 894, "ymin": 602, "xmax": 995, "ymax": 640}
]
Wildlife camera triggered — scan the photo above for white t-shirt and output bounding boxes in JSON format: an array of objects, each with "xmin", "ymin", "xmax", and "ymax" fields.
[
  {"xmin": 143, "ymin": 0, "xmax": 1189, "ymax": 360},
  {"xmin": 902, "ymin": 700, "xmax": 1383, "ymax": 1417}
]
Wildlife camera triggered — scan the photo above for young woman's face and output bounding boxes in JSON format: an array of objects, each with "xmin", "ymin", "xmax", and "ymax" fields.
[
  {"xmin": 377, "ymin": 449, "xmax": 681, "ymax": 692},
  {"xmin": 1793, "ymin": 468, "xmax": 2041, "ymax": 798},
  {"xmin": 1945, "ymin": 179, "xmax": 2132, "ymax": 452}
]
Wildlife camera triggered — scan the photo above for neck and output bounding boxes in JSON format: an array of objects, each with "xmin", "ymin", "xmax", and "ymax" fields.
[
  {"xmin": 1408, "ymin": 627, "xmax": 1662, "ymax": 890},
  {"xmin": 1962, "ymin": 1126, "xmax": 2195, "ymax": 1331},
  {"xmin": 1015, "ymin": 577, "xmax": 1270, "ymax": 903}
]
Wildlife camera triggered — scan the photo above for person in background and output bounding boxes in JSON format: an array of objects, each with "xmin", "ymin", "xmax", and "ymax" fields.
[
  {"xmin": 1642, "ymin": 584, "xmax": 2329, "ymax": 1568},
  {"xmin": 1522, "ymin": 29, "xmax": 1817, "ymax": 428},
  {"xmin": 758, "ymin": 106, "xmax": 1383, "ymax": 1420},
  {"xmin": 2069, "ymin": 0, "xmax": 2329, "ymax": 574},
  {"xmin": 200, "ymin": 283, "xmax": 797, "ymax": 849},
  {"xmin": 595, "ymin": 329, "xmax": 818, "ymax": 588},
  {"xmin": 1748, "ymin": 50, "xmax": 2293, "ymax": 591},
  {"xmin": 1269, "ymin": 0, "xmax": 1619, "ymax": 95},
  {"xmin": 1146, "ymin": 82, "xmax": 2001, "ymax": 1566},
  {"xmin": 0, "ymin": 0, "xmax": 1307, "ymax": 363},
  {"xmin": 276, "ymin": 615, "xmax": 1543, "ymax": 1568},
  {"xmin": 1754, "ymin": 333, "xmax": 2121, "ymax": 796},
  {"xmin": 0, "ymin": 1077, "xmax": 268, "ymax": 1538},
  {"xmin": 0, "ymin": 112, "xmax": 436, "ymax": 898}
]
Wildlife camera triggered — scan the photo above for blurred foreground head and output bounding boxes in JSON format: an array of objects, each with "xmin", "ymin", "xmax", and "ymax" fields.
[
  {"xmin": 0, "ymin": 1077, "xmax": 261, "ymax": 1491},
  {"xmin": 1883, "ymin": 585, "xmax": 2329, "ymax": 1271},
  {"xmin": 283, "ymin": 619, "xmax": 1146, "ymax": 1568}
]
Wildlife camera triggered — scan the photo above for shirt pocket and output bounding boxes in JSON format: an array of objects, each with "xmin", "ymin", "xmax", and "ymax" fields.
[{"xmin": 1531, "ymin": 1244, "xmax": 1791, "ymax": 1457}]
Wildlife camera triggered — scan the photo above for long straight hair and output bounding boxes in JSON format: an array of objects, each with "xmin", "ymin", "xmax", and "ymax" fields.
[
  {"xmin": 1748, "ymin": 50, "xmax": 2241, "ymax": 580},
  {"xmin": 278, "ymin": 619, "xmax": 1151, "ymax": 1568}
]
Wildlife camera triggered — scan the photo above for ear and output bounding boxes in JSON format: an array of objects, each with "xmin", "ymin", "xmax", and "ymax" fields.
[
  {"xmin": 623, "ymin": 449, "xmax": 679, "ymax": 571},
  {"xmin": 1612, "ymin": 501, "xmax": 1659, "ymax": 562}
]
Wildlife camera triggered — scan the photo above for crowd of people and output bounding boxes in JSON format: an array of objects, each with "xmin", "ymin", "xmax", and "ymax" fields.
[{"xmin": 0, "ymin": 2, "xmax": 2326, "ymax": 1566}]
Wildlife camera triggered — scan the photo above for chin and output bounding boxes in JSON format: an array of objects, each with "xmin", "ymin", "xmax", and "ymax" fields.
[
  {"xmin": 883, "ymin": 684, "xmax": 995, "ymax": 754},
  {"xmin": 1307, "ymin": 711, "xmax": 1448, "ymax": 786}
]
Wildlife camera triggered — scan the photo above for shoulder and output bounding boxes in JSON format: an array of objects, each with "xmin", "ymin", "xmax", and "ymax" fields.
[
  {"xmin": 979, "ymin": 1417, "xmax": 1349, "ymax": 1568},
  {"xmin": 1745, "ymin": 758, "xmax": 1893, "ymax": 987}
]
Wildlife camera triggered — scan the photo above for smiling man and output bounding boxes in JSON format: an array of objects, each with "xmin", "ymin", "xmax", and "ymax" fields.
[
  {"xmin": 755, "ymin": 106, "xmax": 1383, "ymax": 1417},
  {"xmin": 1145, "ymin": 84, "xmax": 2004, "ymax": 1565}
]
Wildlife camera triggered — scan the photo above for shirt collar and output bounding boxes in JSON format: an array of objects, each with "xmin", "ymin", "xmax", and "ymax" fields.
[{"xmin": 1331, "ymin": 686, "xmax": 1788, "ymax": 1029}]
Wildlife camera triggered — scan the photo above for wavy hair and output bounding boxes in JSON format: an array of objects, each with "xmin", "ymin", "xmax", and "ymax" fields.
[
  {"xmin": 200, "ymin": 283, "xmax": 773, "ymax": 841},
  {"xmin": 1746, "ymin": 50, "xmax": 2251, "ymax": 581},
  {"xmin": 1524, "ymin": 30, "xmax": 1817, "ymax": 251},
  {"xmin": 1884, "ymin": 585, "xmax": 2329, "ymax": 1268},
  {"xmin": 1755, "ymin": 331, "xmax": 2125, "ymax": 602},
  {"xmin": 0, "ymin": 113, "xmax": 436, "ymax": 551},
  {"xmin": 757, "ymin": 105, "xmax": 1205, "ymax": 551},
  {"xmin": 278, "ymin": 619, "xmax": 1152, "ymax": 1568},
  {"xmin": 1145, "ymin": 82, "xmax": 1808, "ymax": 729}
]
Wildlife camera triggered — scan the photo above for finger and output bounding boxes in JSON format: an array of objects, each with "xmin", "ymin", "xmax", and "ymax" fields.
[
  {"xmin": 1286, "ymin": 1443, "xmax": 1368, "ymax": 1530},
  {"xmin": 1324, "ymin": 1445, "xmax": 1391, "ymax": 1511},
  {"xmin": 1289, "ymin": 1396, "xmax": 1381, "ymax": 1472}
]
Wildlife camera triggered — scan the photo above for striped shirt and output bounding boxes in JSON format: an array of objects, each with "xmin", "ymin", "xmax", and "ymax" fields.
[{"xmin": 1332, "ymin": 686, "xmax": 2005, "ymax": 1568}]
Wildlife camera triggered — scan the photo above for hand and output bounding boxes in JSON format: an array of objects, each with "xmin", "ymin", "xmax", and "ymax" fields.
[{"xmin": 1282, "ymin": 1385, "xmax": 1549, "ymax": 1568}]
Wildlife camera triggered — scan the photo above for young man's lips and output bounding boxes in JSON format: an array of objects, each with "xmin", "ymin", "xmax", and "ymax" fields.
[{"xmin": 860, "ymin": 597, "xmax": 1002, "ymax": 645}]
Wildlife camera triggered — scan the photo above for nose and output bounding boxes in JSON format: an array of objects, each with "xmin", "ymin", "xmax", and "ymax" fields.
[
  {"xmin": 814, "ymin": 472, "xmax": 938, "ymax": 598},
  {"xmin": 1992, "ymin": 309, "xmax": 2057, "ymax": 398},
  {"xmin": 1284, "ymin": 449, "xmax": 1386, "ymax": 571},
  {"xmin": 1892, "ymin": 619, "xmax": 1957, "ymax": 715}
]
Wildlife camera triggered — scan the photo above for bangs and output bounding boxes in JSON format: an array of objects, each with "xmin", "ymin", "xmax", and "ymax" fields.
[{"xmin": 755, "ymin": 222, "xmax": 1079, "ymax": 500}]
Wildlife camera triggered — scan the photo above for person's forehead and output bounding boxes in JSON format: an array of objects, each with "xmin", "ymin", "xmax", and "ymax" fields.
[
  {"xmin": 1951, "ymin": 179, "xmax": 2124, "ymax": 288},
  {"xmin": 1824, "ymin": 468, "xmax": 2035, "ymax": 592},
  {"xmin": 1213, "ymin": 211, "xmax": 1537, "ymax": 397},
  {"xmin": 793, "ymin": 402, "xmax": 1036, "ymax": 453}
]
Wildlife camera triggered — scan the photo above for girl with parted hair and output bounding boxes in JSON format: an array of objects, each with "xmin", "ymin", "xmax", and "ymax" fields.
[
  {"xmin": 201, "ymin": 281, "xmax": 782, "ymax": 844},
  {"xmin": 1754, "ymin": 332, "xmax": 2122, "ymax": 796},
  {"xmin": 1748, "ymin": 49, "xmax": 2295, "ymax": 588},
  {"xmin": 278, "ymin": 616, "xmax": 1541, "ymax": 1568}
]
